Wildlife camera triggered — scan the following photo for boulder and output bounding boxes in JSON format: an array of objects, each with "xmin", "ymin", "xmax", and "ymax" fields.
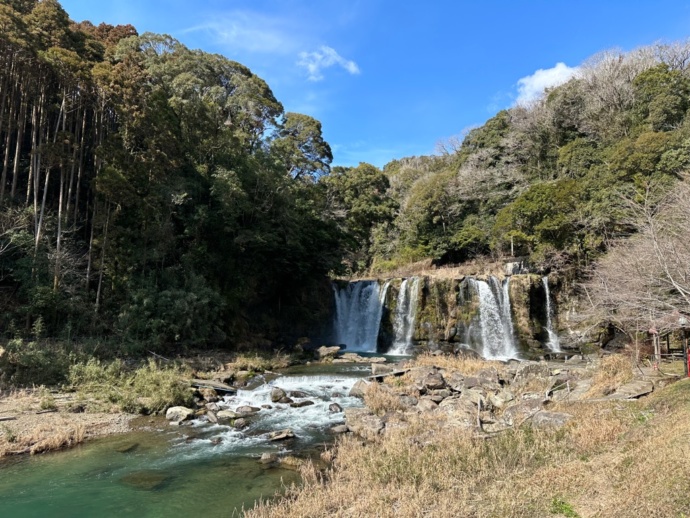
[
  {"xmin": 233, "ymin": 418, "xmax": 249, "ymax": 429},
  {"xmin": 289, "ymin": 390, "xmax": 309, "ymax": 398},
  {"xmin": 488, "ymin": 390, "xmax": 515, "ymax": 409},
  {"xmin": 206, "ymin": 411, "xmax": 218, "ymax": 424},
  {"xmin": 531, "ymin": 411, "xmax": 573, "ymax": 429},
  {"xmin": 344, "ymin": 408, "xmax": 384, "ymax": 440},
  {"xmin": 608, "ymin": 380, "xmax": 654, "ymax": 400},
  {"xmin": 424, "ymin": 372, "xmax": 446, "ymax": 390},
  {"xmin": 165, "ymin": 406, "xmax": 194, "ymax": 422},
  {"xmin": 417, "ymin": 398, "xmax": 438, "ymax": 412},
  {"xmin": 408, "ymin": 367, "xmax": 438, "ymax": 390},
  {"xmin": 236, "ymin": 405, "xmax": 261, "ymax": 415},
  {"xmin": 270, "ymin": 387, "xmax": 287, "ymax": 403},
  {"xmin": 445, "ymin": 372, "xmax": 465, "ymax": 392},
  {"xmin": 330, "ymin": 424, "xmax": 349, "ymax": 434},
  {"xmin": 278, "ymin": 396, "xmax": 294, "ymax": 404},
  {"xmin": 502, "ymin": 399, "xmax": 544, "ymax": 426},
  {"xmin": 268, "ymin": 429, "xmax": 295, "ymax": 441},
  {"xmin": 217, "ymin": 410, "xmax": 240, "ymax": 420},
  {"xmin": 349, "ymin": 379, "xmax": 370, "ymax": 398},
  {"xmin": 438, "ymin": 397, "xmax": 476, "ymax": 428},
  {"xmin": 399, "ymin": 395, "xmax": 418, "ymax": 407},
  {"xmin": 514, "ymin": 362, "xmax": 551, "ymax": 381},
  {"xmin": 371, "ymin": 363, "xmax": 396, "ymax": 376},
  {"xmin": 205, "ymin": 402, "xmax": 220, "ymax": 412},
  {"xmin": 290, "ymin": 400, "xmax": 315, "ymax": 408},
  {"xmin": 329, "ymin": 403, "xmax": 343, "ymax": 413},
  {"xmin": 316, "ymin": 346, "xmax": 341, "ymax": 360}
]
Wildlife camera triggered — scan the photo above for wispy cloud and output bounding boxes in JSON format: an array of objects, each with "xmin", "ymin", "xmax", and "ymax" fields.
[
  {"xmin": 297, "ymin": 46, "xmax": 360, "ymax": 81},
  {"xmin": 182, "ymin": 11, "xmax": 300, "ymax": 55},
  {"xmin": 515, "ymin": 62, "xmax": 578, "ymax": 105}
]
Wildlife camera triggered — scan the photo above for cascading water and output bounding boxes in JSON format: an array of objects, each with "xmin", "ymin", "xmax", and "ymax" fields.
[
  {"xmin": 388, "ymin": 277, "xmax": 421, "ymax": 355},
  {"xmin": 542, "ymin": 276, "xmax": 561, "ymax": 352},
  {"xmin": 332, "ymin": 280, "xmax": 389, "ymax": 352},
  {"xmin": 470, "ymin": 277, "xmax": 519, "ymax": 360}
]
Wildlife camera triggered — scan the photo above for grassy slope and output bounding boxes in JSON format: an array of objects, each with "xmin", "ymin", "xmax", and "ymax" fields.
[{"xmin": 249, "ymin": 362, "xmax": 690, "ymax": 518}]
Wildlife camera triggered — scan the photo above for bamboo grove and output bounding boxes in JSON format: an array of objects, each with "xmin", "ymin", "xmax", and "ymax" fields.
[{"xmin": 0, "ymin": 0, "xmax": 345, "ymax": 349}]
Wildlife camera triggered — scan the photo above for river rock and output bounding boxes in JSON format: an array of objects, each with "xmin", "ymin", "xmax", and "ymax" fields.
[
  {"xmin": 120, "ymin": 470, "xmax": 169, "ymax": 491},
  {"xmin": 206, "ymin": 411, "xmax": 218, "ymax": 424},
  {"xmin": 290, "ymin": 400, "xmax": 315, "ymax": 408},
  {"xmin": 289, "ymin": 390, "xmax": 309, "ymax": 398},
  {"xmin": 531, "ymin": 411, "xmax": 573, "ymax": 429},
  {"xmin": 270, "ymin": 387, "xmax": 287, "ymax": 403},
  {"xmin": 371, "ymin": 363, "xmax": 395, "ymax": 376},
  {"xmin": 259, "ymin": 452, "xmax": 278, "ymax": 464},
  {"xmin": 316, "ymin": 346, "xmax": 341, "ymax": 360},
  {"xmin": 344, "ymin": 408, "xmax": 384, "ymax": 440},
  {"xmin": 331, "ymin": 424, "xmax": 349, "ymax": 434},
  {"xmin": 329, "ymin": 403, "xmax": 343, "ymax": 413},
  {"xmin": 165, "ymin": 406, "xmax": 194, "ymax": 422},
  {"xmin": 268, "ymin": 429, "xmax": 295, "ymax": 441},
  {"xmin": 278, "ymin": 396, "xmax": 294, "ymax": 404},
  {"xmin": 349, "ymin": 379, "xmax": 370, "ymax": 398},
  {"xmin": 205, "ymin": 402, "xmax": 220, "ymax": 412},
  {"xmin": 115, "ymin": 443, "xmax": 139, "ymax": 453},
  {"xmin": 217, "ymin": 410, "xmax": 240, "ymax": 420},
  {"xmin": 233, "ymin": 418, "xmax": 249, "ymax": 429},
  {"xmin": 236, "ymin": 405, "xmax": 261, "ymax": 415}
]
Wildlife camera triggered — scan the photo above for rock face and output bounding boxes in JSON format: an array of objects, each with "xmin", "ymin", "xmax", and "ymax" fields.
[
  {"xmin": 165, "ymin": 406, "xmax": 194, "ymax": 422},
  {"xmin": 373, "ymin": 273, "xmax": 564, "ymax": 357}
]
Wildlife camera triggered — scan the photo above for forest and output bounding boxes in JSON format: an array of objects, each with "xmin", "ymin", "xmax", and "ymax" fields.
[{"xmin": 2, "ymin": 0, "xmax": 690, "ymax": 365}]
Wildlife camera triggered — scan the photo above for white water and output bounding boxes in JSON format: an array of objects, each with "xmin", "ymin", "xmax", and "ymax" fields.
[
  {"xmin": 542, "ymin": 276, "xmax": 562, "ymax": 352},
  {"xmin": 388, "ymin": 277, "xmax": 421, "ymax": 355},
  {"xmin": 180, "ymin": 371, "xmax": 365, "ymax": 458},
  {"xmin": 332, "ymin": 281, "xmax": 387, "ymax": 352},
  {"xmin": 471, "ymin": 278, "xmax": 519, "ymax": 360}
]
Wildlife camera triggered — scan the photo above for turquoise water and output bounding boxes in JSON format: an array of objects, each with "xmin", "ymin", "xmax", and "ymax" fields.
[{"xmin": 0, "ymin": 366, "xmax": 368, "ymax": 517}]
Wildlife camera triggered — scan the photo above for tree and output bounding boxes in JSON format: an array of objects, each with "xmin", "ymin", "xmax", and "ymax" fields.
[{"xmin": 271, "ymin": 112, "xmax": 332, "ymax": 180}]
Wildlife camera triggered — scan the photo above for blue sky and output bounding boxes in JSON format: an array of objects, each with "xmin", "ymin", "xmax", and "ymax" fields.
[{"xmin": 60, "ymin": 0, "xmax": 690, "ymax": 168}]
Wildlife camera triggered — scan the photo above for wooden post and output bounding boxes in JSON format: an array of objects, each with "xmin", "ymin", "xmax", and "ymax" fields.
[{"xmin": 683, "ymin": 328, "xmax": 690, "ymax": 378}]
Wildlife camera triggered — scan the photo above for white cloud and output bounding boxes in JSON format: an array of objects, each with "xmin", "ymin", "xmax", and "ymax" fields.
[
  {"xmin": 183, "ymin": 12, "xmax": 300, "ymax": 55},
  {"xmin": 297, "ymin": 46, "xmax": 360, "ymax": 81},
  {"xmin": 516, "ymin": 62, "xmax": 579, "ymax": 105}
]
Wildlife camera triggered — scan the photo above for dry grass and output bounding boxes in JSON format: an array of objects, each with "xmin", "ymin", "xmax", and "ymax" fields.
[
  {"xmin": 222, "ymin": 352, "xmax": 293, "ymax": 374},
  {"xmin": 412, "ymin": 353, "xmax": 507, "ymax": 377},
  {"xmin": 362, "ymin": 383, "xmax": 406, "ymax": 416},
  {"xmin": 586, "ymin": 353, "xmax": 634, "ymax": 397},
  {"xmin": 0, "ymin": 421, "xmax": 86, "ymax": 456},
  {"xmin": 247, "ymin": 375, "xmax": 690, "ymax": 517}
]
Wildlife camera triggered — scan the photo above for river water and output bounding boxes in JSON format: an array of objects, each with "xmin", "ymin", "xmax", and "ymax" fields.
[{"xmin": 0, "ymin": 363, "xmax": 368, "ymax": 517}]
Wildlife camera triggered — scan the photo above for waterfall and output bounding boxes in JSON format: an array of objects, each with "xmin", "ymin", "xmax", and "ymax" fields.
[
  {"xmin": 542, "ymin": 276, "xmax": 561, "ymax": 352},
  {"xmin": 388, "ymin": 277, "xmax": 421, "ymax": 355},
  {"xmin": 332, "ymin": 280, "xmax": 387, "ymax": 352},
  {"xmin": 470, "ymin": 277, "xmax": 519, "ymax": 360}
]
